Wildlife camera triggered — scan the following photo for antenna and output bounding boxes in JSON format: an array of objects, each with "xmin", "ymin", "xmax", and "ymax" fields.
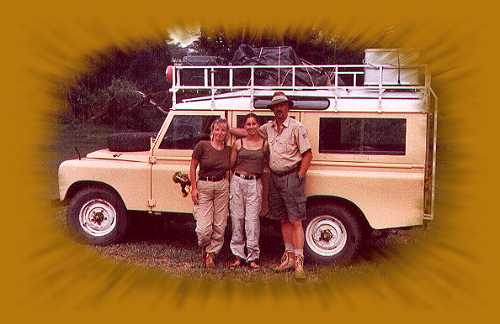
[{"xmin": 74, "ymin": 147, "xmax": 81, "ymax": 160}]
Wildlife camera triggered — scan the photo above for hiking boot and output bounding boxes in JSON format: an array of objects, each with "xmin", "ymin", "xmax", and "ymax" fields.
[
  {"xmin": 273, "ymin": 251, "xmax": 295, "ymax": 272},
  {"xmin": 205, "ymin": 252, "xmax": 216, "ymax": 269},
  {"xmin": 294, "ymin": 255, "xmax": 306, "ymax": 280}
]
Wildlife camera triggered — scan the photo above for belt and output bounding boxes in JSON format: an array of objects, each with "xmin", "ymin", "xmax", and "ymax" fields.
[
  {"xmin": 272, "ymin": 166, "xmax": 299, "ymax": 177},
  {"xmin": 199, "ymin": 175, "xmax": 225, "ymax": 182},
  {"xmin": 234, "ymin": 172, "xmax": 261, "ymax": 180}
]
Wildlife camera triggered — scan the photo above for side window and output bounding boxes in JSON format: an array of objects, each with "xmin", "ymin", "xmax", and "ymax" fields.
[
  {"xmin": 160, "ymin": 115, "xmax": 219, "ymax": 149},
  {"xmin": 319, "ymin": 118, "xmax": 406, "ymax": 155}
]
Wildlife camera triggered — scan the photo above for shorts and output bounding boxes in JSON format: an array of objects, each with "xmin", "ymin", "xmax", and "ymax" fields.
[{"xmin": 268, "ymin": 171, "xmax": 306, "ymax": 222}]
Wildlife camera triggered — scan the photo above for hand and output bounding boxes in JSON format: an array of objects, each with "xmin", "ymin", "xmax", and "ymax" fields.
[
  {"xmin": 191, "ymin": 188, "xmax": 199, "ymax": 205},
  {"xmin": 297, "ymin": 172, "xmax": 305, "ymax": 182}
]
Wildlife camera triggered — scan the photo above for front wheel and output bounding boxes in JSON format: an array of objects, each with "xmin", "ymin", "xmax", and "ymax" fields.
[
  {"xmin": 67, "ymin": 187, "xmax": 128, "ymax": 245},
  {"xmin": 304, "ymin": 203, "xmax": 365, "ymax": 265}
]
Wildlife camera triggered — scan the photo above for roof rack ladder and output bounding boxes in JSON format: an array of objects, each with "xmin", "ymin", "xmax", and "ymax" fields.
[
  {"xmin": 423, "ymin": 65, "xmax": 430, "ymax": 109},
  {"xmin": 429, "ymin": 87, "xmax": 438, "ymax": 221}
]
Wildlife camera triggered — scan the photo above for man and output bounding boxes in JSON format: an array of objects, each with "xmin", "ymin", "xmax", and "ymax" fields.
[{"xmin": 231, "ymin": 91, "xmax": 313, "ymax": 279}]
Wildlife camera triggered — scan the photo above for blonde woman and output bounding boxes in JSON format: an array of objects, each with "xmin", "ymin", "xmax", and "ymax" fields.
[
  {"xmin": 229, "ymin": 113, "xmax": 268, "ymax": 270},
  {"xmin": 190, "ymin": 118, "xmax": 231, "ymax": 268}
]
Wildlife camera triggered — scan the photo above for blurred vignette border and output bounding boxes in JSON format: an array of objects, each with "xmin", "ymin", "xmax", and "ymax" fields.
[{"xmin": 4, "ymin": 2, "xmax": 495, "ymax": 321}]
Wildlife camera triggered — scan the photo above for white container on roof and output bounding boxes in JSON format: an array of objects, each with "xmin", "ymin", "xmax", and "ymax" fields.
[{"xmin": 364, "ymin": 49, "xmax": 421, "ymax": 86}]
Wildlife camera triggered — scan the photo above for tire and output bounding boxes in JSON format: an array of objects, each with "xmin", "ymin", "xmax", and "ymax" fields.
[
  {"xmin": 304, "ymin": 203, "xmax": 365, "ymax": 265},
  {"xmin": 107, "ymin": 132, "xmax": 156, "ymax": 152},
  {"xmin": 67, "ymin": 187, "xmax": 128, "ymax": 245}
]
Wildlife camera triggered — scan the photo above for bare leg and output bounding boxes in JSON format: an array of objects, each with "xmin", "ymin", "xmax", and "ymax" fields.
[
  {"xmin": 281, "ymin": 220, "xmax": 293, "ymax": 249},
  {"xmin": 290, "ymin": 220, "xmax": 304, "ymax": 251},
  {"xmin": 291, "ymin": 219, "xmax": 306, "ymax": 279}
]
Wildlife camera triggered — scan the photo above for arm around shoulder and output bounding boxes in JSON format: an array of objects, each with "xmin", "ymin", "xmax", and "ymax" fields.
[
  {"xmin": 230, "ymin": 127, "xmax": 248, "ymax": 138},
  {"xmin": 230, "ymin": 140, "xmax": 241, "ymax": 168}
]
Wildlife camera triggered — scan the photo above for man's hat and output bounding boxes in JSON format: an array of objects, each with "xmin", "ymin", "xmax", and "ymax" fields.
[{"xmin": 268, "ymin": 91, "xmax": 293, "ymax": 109}]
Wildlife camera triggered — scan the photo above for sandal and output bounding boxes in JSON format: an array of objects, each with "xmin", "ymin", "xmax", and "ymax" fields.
[
  {"xmin": 205, "ymin": 252, "xmax": 216, "ymax": 269},
  {"xmin": 248, "ymin": 260, "xmax": 260, "ymax": 270},
  {"xmin": 229, "ymin": 257, "xmax": 242, "ymax": 269}
]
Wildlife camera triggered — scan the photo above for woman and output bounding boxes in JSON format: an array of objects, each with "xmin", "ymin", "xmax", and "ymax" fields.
[
  {"xmin": 190, "ymin": 118, "xmax": 231, "ymax": 269},
  {"xmin": 229, "ymin": 113, "xmax": 268, "ymax": 270}
]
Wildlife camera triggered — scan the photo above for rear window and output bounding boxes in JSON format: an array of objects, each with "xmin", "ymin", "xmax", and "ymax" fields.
[{"xmin": 319, "ymin": 118, "xmax": 406, "ymax": 155}]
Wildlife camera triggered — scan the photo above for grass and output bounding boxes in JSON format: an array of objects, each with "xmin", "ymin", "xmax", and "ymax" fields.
[{"xmin": 47, "ymin": 122, "xmax": 420, "ymax": 281}]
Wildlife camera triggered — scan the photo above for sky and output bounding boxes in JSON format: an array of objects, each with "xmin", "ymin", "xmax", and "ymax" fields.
[{"xmin": 167, "ymin": 25, "xmax": 200, "ymax": 47}]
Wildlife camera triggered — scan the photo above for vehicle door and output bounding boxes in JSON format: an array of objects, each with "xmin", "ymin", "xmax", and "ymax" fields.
[{"xmin": 151, "ymin": 110, "xmax": 226, "ymax": 213}]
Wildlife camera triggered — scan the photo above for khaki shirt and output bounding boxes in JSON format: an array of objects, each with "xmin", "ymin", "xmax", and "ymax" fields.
[{"xmin": 259, "ymin": 117, "xmax": 312, "ymax": 173}]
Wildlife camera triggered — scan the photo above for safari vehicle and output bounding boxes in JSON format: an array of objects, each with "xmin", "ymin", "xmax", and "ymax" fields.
[{"xmin": 58, "ymin": 48, "xmax": 438, "ymax": 265}]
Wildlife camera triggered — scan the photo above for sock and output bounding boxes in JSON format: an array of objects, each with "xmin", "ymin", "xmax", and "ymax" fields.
[
  {"xmin": 284, "ymin": 242, "xmax": 294, "ymax": 252},
  {"xmin": 294, "ymin": 248, "xmax": 304, "ymax": 257}
]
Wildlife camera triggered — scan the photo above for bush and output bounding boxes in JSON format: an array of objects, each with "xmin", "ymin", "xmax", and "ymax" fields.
[{"xmin": 64, "ymin": 41, "xmax": 172, "ymax": 130}]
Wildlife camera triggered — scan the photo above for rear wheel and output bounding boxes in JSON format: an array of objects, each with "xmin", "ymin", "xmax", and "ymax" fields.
[
  {"xmin": 304, "ymin": 203, "xmax": 365, "ymax": 265},
  {"xmin": 67, "ymin": 187, "xmax": 128, "ymax": 245}
]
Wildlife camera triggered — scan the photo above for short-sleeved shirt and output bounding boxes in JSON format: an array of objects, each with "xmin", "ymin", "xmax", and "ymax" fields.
[
  {"xmin": 192, "ymin": 141, "xmax": 231, "ymax": 178},
  {"xmin": 259, "ymin": 117, "xmax": 312, "ymax": 173}
]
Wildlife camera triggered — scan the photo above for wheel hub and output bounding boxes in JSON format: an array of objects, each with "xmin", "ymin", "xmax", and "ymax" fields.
[
  {"xmin": 79, "ymin": 199, "xmax": 117, "ymax": 237},
  {"xmin": 319, "ymin": 229, "xmax": 334, "ymax": 242},
  {"xmin": 90, "ymin": 210, "xmax": 106, "ymax": 225},
  {"xmin": 305, "ymin": 215, "xmax": 348, "ymax": 257}
]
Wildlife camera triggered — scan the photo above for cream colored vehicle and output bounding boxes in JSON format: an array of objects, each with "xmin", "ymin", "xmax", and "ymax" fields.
[{"xmin": 58, "ymin": 49, "xmax": 437, "ymax": 264}]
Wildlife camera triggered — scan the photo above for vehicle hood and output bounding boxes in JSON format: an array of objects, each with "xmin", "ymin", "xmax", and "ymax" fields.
[{"xmin": 85, "ymin": 149, "xmax": 150, "ymax": 163}]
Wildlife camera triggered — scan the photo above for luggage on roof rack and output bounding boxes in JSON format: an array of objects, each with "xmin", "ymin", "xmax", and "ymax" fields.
[
  {"xmin": 180, "ymin": 55, "xmax": 227, "ymax": 86},
  {"xmin": 182, "ymin": 55, "xmax": 226, "ymax": 66},
  {"xmin": 231, "ymin": 44, "xmax": 341, "ymax": 87}
]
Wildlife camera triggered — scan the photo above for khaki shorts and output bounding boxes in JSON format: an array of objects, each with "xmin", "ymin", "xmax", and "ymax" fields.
[{"xmin": 268, "ymin": 171, "xmax": 306, "ymax": 222}]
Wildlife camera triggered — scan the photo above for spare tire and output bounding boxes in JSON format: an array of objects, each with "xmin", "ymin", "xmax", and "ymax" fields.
[{"xmin": 107, "ymin": 132, "xmax": 157, "ymax": 152}]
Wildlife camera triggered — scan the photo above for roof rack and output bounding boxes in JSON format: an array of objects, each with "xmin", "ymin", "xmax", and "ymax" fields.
[{"xmin": 167, "ymin": 64, "xmax": 430, "ymax": 108}]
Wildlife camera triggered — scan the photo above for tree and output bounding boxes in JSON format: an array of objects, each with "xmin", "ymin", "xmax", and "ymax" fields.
[
  {"xmin": 65, "ymin": 40, "xmax": 173, "ymax": 129},
  {"xmin": 192, "ymin": 27, "xmax": 363, "ymax": 65}
]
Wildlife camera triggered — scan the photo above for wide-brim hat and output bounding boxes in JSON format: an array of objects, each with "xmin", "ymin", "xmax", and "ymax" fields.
[{"xmin": 268, "ymin": 91, "xmax": 293, "ymax": 109}]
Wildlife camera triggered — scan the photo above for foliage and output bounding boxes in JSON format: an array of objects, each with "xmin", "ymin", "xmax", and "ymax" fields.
[
  {"xmin": 192, "ymin": 27, "xmax": 364, "ymax": 64},
  {"xmin": 64, "ymin": 28, "xmax": 364, "ymax": 130},
  {"xmin": 65, "ymin": 41, "xmax": 172, "ymax": 130}
]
